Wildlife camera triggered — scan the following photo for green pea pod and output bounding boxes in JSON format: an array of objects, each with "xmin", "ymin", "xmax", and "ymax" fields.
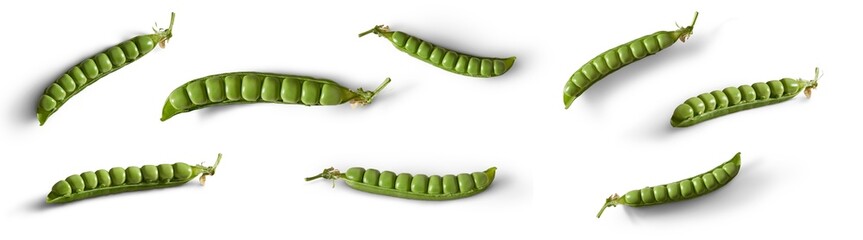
[
  {"xmin": 360, "ymin": 25, "xmax": 516, "ymax": 78},
  {"xmin": 37, "ymin": 13, "xmax": 175, "ymax": 125},
  {"xmin": 47, "ymin": 154, "xmax": 221, "ymax": 204},
  {"xmin": 306, "ymin": 166, "xmax": 497, "ymax": 200},
  {"xmin": 564, "ymin": 12, "xmax": 698, "ymax": 109},
  {"xmin": 160, "ymin": 72, "xmax": 391, "ymax": 121},
  {"xmin": 597, "ymin": 152, "xmax": 741, "ymax": 218},
  {"xmin": 671, "ymin": 68, "xmax": 820, "ymax": 127}
]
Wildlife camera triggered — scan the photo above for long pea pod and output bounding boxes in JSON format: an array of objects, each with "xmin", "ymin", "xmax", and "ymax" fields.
[
  {"xmin": 47, "ymin": 154, "xmax": 221, "ymax": 204},
  {"xmin": 161, "ymin": 72, "xmax": 390, "ymax": 121},
  {"xmin": 671, "ymin": 68, "xmax": 820, "ymax": 127},
  {"xmin": 37, "ymin": 13, "xmax": 176, "ymax": 125},
  {"xmin": 564, "ymin": 12, "xmax": 698, "ymax": 109},
  {"xmin": 597, "ymin": 153, "xmax": 741, "ymax": 218},
  {"xmin": 360, "ymin": 25, "xmax": 516, "ymax": 78},
  {"xmin": 306, "ymin": 167, "xmax": 497, "ymax": 200}
]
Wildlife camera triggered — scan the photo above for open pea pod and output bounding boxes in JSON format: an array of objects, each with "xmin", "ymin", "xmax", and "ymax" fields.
[
  {"xmin": 38, "ymin": 13, "xmax": 175, "ymax": 125},
  {"xmin": 47, "ymin": 154, "xmax": 221, "ymax": 204},
  {"xmin": 161, "ymin": 72, "xmax": 390, "ymax": 121},
  {"xmin": 597, "ymin": 153, "xmax": 741, "ymax": 218},
  {"xmin": 306, "ymin": 166, "xmax": 497, "ymax": 200}
]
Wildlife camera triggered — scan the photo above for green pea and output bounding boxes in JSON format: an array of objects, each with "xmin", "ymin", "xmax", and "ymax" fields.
[
  {"xmin": 48, "ymin": 84, "xmax": 66, "ymax": 101},
  {"xmin": 241, "ymin": 75, "xmax": 263, "ymax": 101},
  {"xmin": 204, "ymin": 76, "xmax": 226, "ymax": 102},
  {"xmin": 51, "ymin": 181, "xmax": 71, "ymax": 196},
  {"xmin": 173, "ymin": 162, "xmax": 192, "ymax": 181},
  {"xmin": 698, "ymin": 93, "xmax": 716, "ymax": 112},
  {"xmin": 158, "ymin": 164, "xmax": 174, "ymax": 182},
  {"xmin": 106, "ymin": 46, "xmax": 126, "ymax": 66},
  {"xmin": 260, "ymin": 77, "xmax": 281, "ymax": 102},
  {"xmin": 378, "ymin": 171, "xmax": 396, "ymax": 189},
  {"xmin": 65, "ymin": 175, "xmax": 85, "ymax": 193},
  {"xmin": 457, "ymin": 173, "xmax": 475, "ymax": 193},
  {"xmin": 394, "ymin": 173, "xmax": 412, "ymax": 192},
  {"xmin": 711, "ymin": 90, "xmax": 728, "ymax": 109},
  {"xmin": 68, "ymin": 67, "xmax": 88, "ymax": 86},
  {"xmin": 653, "ymin": 185, "xmax": 668, "ymax": 202},
  {"xmin": 362, "ymin": 169, "xmax": 380, "ymax": 185},
  {"xmin": 119, "ymin": 41, "xmax": 140, "ymax": 60},
  {"xmin": 723, "ymin": 87, "xmax": 742, "ymax": 106},
  {"xmin": 224, "ymin": 75, "xmax": 243, "ymax": 101},
  {"xmin": 428, "ymin": 175, "xmax": 443, "ymax": 194},
  {"xmin": 95, "ymin": 169, "xmax": 111, "ymax": 188},
  {"xmin": 666, "ymin": 183, "xmax": 681, "ymax": 200},
  {"xmin": 185, "ymin": 80, "xmax": 209, "ymax": 106},
  {"xmin": 767, "ymin": 80, "xmax": 785, "ymax": 98},
  {"xmin": 410, "ymin": 174, "xmax": 429, "ymax": 194},
  {"xmin": 752, "ymin": 82, "xmax": 771, "ymax": 100},
  {"xmin": 345, "ymin": 167, "xmax": 365, "ymax": 182},
  {"xmin": 81, "ymin": 171, "xmax": 98, "ymax": 190},
  {"xmin": 739, "ymin": 85, "xmax": 757, "ymax": 102},
  {"xmin": 109, "ymin": 167, "xmax": 126, "ymax": 186},
  {"xmin": 95, "ymin": 53, "xmax": 113, "ymax": 73},
  {"xmin": 126, "ymin": 167, "xmax": 142, "ymax": 184},
  {"xmin": 685, "ymin": 97, "xmax": 705, "ymax": 116},
  {"xmin": 141, "ymin": 165, "xmax": 159, "ymax": 183},
  {"xmin": 280, "ymin": 77, "xmax": 302, "ymax": 104}
]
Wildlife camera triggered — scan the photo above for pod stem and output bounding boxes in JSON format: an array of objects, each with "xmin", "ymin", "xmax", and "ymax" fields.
[
  {"xmin": 305, "ymin": 167, "xmax": 343, "ymax": 188},
  {"xmin": 198, "ymin": 153, "xmax": 222, "ymax": 186},
  {"xmin": 358, "ymin": 25, "xmax": 389, "ymax": 38},
  {"xmin": 351, "ymin": 78, "xmax": 392, "ymax": 107},
  {"xmin": 153, "ymin": 12, "xmax": 176, "ymax": 48},
  {"xmin": 596, "ymin": 194, "xmax": 620, "ymax": 218},
  {"xmin": 678, "ymin": 11, "xmax": 699, "ymax": 42},
  {"xmin": 804, "ymin": 67, "xmax": 821, "ymax": 98}
]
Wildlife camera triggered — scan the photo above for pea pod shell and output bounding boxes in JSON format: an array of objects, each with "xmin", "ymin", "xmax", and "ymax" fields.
[
  {"xmin": 361, "ymin": 25, "xmax": 515, "ymax": 78},
  {"xmin": 36, "ymin": 13, "xmax": 175, "ymax": 125}
]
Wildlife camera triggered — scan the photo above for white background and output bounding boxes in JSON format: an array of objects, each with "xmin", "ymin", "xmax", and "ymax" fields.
[{"xmin": 1, "ymin": 0, "xmax": 859, "ymax": 239}]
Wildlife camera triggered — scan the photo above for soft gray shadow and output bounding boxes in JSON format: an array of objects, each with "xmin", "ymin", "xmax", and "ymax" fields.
[
  {"xmin": 26, "ymin": 183, "xmax": 201, "ymax": 213},
  {"xmin": 578, "ymin": 22, "xmax": 724, "ymax": 107},
  {"xmin": 621, "ymin": 158, "xmax": 766, "ymax": 222},
  {"xmin": 28, "ymin": 195, "xmax": 61, "ymax": 212},
  {"xmin": 637, "ymin": 116, "xmax": 683, "ymax": 140},
  {"xmin": 194, "ymin": 102, "xmax": 260, "ymax": 120},
  {"xmin": 12, "ymin": 36, "xmax": 149, "ymax": 126}
]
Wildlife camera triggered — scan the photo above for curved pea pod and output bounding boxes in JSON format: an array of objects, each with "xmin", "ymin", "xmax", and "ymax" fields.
[
  {"xmin": 37, "ymin": 13, "xmax": 176, "ymax": 125},
  {"xmin": 670, "ymin": 68, "xmax": 820, "ymax": 127},
  {"xmin": 563, "ymin": 12, "xmax": 698, "ymax": 109},
  {"xmin": 359, "ymin": 25, "xmax": 516, "ymax": 78},
  {"xmin": 160, "ymin": 72, "xmax": 391, "ymax": 121},
  {"xmin": 46, "ymin": 154, "xmax": 221, "ymax": 204},
  {"xmin": 306, "ymin": 166, "xmax": 497, "ymax": 200},
  {"xmin": 596, "ymin": 152, "xmax": 742, "ymax": 218}
]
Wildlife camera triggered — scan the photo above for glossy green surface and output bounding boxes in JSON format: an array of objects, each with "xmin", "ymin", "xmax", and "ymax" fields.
[
  {"xmin": 161, "ymin": 72, "xmax": 391, "ymax": 121},
  {"xmin": 360, "ymin": 25, "xmax": 515, "ymax": 78},
  {"xmin": 670, "ymin": 69, "xmax": 820, "ymax": 127},
  {"xmin": 307, "ymin": 167, "xmax": 497, "ymax": 200},
  {"xmin": 597, "ymin": 153, "xmax": 741, "ymax": 218},
  {"xmin": 46, "ymin": 154, "xmax": 221, "ymax": 204},
  {"xmin": 36, "ymin": 13, "xmax": 175, "ymax": 125},
  {"xmin": 563, "ymin": 12, "xmax": 698, "ymax": 109}
]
